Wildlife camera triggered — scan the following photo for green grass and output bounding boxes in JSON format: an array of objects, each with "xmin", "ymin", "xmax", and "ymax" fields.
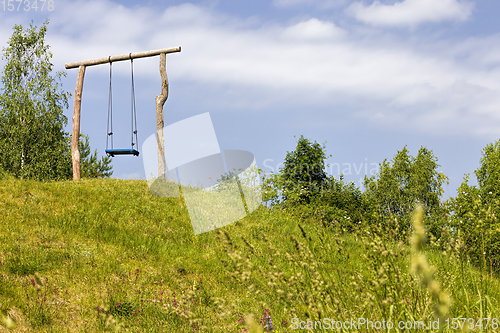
[{"xmin": 1, "ymin": 176, "xmax": 500, "ymax": 332}]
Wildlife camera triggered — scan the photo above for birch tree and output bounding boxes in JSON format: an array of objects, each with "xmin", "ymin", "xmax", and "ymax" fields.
[{"xmin": 0, "ymin": 20, "xmax": 71, "ymax": 180}]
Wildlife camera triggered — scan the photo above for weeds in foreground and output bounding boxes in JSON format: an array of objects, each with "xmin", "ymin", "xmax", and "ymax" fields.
[
  {"xmin": 218, "ymin": 204, "xmax": 500, "ymax": 332},
  {"xmin": 22, "ymin": 273, "xmax": 64, "ymax": 328},
  {"xmin": 95, "ymin": 268, "xmax": 204, "ymax": 331},
  {"xmin": 410, "ymin": 205, "xmax": 450, "ymax": 326}
]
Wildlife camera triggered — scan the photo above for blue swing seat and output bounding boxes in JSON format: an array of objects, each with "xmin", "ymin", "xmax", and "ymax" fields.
[{"xmin": 105, "ymin": 149, "xmax": 140, "ymax": 157}]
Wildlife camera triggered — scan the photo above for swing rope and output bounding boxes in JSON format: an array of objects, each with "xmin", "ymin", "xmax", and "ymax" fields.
[
  {"xmin": 130, "ymin": 54, "xmax": 138, "ymax": 150},
  {"xmin": 105, "ymin": 54, "xmax": 140, "ymax": 157},
  {"xmin": 106, "ymin": 56, "xmax": 113, "ymax": 150}
]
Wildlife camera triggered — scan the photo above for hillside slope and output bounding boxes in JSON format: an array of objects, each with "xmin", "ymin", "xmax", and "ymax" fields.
[{"xmin": 1, "ymin": 177, "xmax": 500, "ymax": 332}]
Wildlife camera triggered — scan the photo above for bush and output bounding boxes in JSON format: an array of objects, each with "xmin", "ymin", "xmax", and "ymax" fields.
[
  {"xmin": 0, "ymin": 164, "xmax": 8, "ymax": 179},
  {"xmin": 79, "ymin": 134, "xmax": 113, "ymax": 179},
  {"xmin": 447, "ymin": 176, "xmax": 500, "ymax": 268},
  {"xmin": 363, "ymin": 146, "xmax": 447, "ymax": 238},
  {"xmin": 448, "ymin": 138, "xmax": 500, "ymax": 269},
  {"xmin": 309, "ymin": 175, "xmax": 376, "ymax": 231},
  {"xmin": 261, "ymin": 135, "xmax": 375, "ymax": 231},
  {"xmin": 475, "ymin": 139, "xmax": 500, "ymax": 204}
]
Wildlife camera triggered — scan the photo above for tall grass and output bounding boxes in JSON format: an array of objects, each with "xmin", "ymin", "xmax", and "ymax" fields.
[{"xmin": 1, "ymin": 177, "xmax": 500, "ymax": 331}]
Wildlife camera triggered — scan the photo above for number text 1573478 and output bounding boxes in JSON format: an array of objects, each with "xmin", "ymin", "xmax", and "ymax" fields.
[{"xmin": 2, "ymin": 0, "xmax": 54, "ymax": 11}]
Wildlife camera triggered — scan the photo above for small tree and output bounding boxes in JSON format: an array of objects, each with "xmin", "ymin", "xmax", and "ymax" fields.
[
  {"xmin": 0, "ymin": 20, "xmax": 71, "ymax": 180},
  {"xmin": 364, "ymin": 146, "xmax": 447, "ymax": 236},
  {"xmin": 475, "ymin": 140, "xmax": 500, "ymax": 204},
  {"xmin": 448, "ymin": 139, "xmax": 500, "ymax": 268},
  {"xmin": 79, "ymin": 134, "xmax": 113, "ymax": 178},
  {"xmin": 279, "ymin": 135, "xmax": 330, "ymax": 204}
]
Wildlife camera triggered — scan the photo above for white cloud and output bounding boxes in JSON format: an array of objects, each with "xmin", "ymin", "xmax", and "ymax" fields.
[
  {"xmin": 2, "ymin": 1, "xmax": 499, "ymax": 140},
  {"xmin": 346, "ymin": 0, "xmax": 474, "ymax": 28},
  {"xmin": 282, "ymin": 18, "xmax": 346, "ymax": 41},
  {"xmin": 273, "ymin": 0, "xmax": 315, "ymax": 6},
  {"xmin": 444, "ymin": 33, "xmax": 500, "ymax": 67},
  {"xmin": 273, "ymin": 0, "xmax": 348, "ymax": 9}
]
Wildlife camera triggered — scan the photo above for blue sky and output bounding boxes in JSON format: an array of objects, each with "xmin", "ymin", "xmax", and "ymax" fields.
[{"xmin": 2, "ymin": 0, "xmax": 500, "ymax": 201}]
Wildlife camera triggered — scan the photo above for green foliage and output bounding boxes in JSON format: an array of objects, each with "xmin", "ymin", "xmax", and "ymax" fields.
[
  {"xmin": 312, "ymin": 175, "xmax": 376, "ymax": 230},
  {"xmin": 475, "ymin": 139, "xmax": 500, "ymax": 204},
  {"xmin": 108, "ymin": 302, "xmax": 135, "ymax": 318},
  {"xmin": 448, "ymin": 139, "xmax": 500, "ymax": 269},
  {"xmin": 448, "ymin": 179, "xmax": 500, "ymax": 270},
  {"xmin": 79, "ymin": 134, "xmax": 113, "ymax": 179},
  {"xmin": 447, "ymin": 174, "xmax": 480, "ymax": 230},
  {"xmin": 0, "ymin": 21, "xmax": 112, "ymax": 182},
  {"xmin": 279, "ymin": 135, "xmax": 331, "ymax": 204},
  {"xmin": 363, "ymin": 146, "xmax": 447, "ymax": 237},
  {"xmin": 0, "ymin": 20, "xmax": 72, "ymax": 181},
  {"xmin": 0, "ymin": 163, "xmax": 11, "ymax": 180},
  {"xmin": 260, "ymin": 170, "xmax": 282, "ymax": 207},
  {"xmin": 261, "ymin": 136, "xmax": 374, "ymax": 230}
]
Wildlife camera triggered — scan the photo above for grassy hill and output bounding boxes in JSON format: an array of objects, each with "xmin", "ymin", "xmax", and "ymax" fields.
[{"xmin": 1, "ymin": 176, "xmax": 500, "ymax": 332}]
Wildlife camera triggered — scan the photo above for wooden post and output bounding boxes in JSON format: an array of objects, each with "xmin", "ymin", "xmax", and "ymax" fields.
[
  {"xmin": 71, "ymin": 65, "xmax": 86, "ymax": 180},
  {"xmin": 156, "ymin": 53, "xmax": 168, "ymax": 179}
]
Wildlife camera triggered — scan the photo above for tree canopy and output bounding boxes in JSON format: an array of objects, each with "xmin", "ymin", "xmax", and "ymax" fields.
[
  {"xmin": 279, "ymin": 135, "xmax": 330, "ymax": 204},
  {"xmin": 0, "ymin": 20, "xmax": 71, "ymax": 180},
  {"xmin": 475, "ymin": 140, "xmax": 500, "ymax": 203},
  {"xmin": 0, "ymin": 20, "xmax": 112, "ymax": 180},
  {"xmin": 363, "ymin": 146, "xmax": 447, "ymax": 235},
  {"xmin": 448, "ymin": 139, "xmax": 500, "ymax": 266}
]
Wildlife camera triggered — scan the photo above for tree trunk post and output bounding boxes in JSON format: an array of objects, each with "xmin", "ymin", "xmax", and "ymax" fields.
[
  {"xmin": 155, "ymin": 53, "xmax": 168, "ymax": 179},
  {"xmin": 71, "ymin": 65, "xmax": 86, "ymax": 180}
]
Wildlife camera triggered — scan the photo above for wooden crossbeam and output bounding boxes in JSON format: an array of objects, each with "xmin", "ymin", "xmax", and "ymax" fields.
[{"xmin": 64, "ymin": 46, "xmax": 181, "ymax": 69}]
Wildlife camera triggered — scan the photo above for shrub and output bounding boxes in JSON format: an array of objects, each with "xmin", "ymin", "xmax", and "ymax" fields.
[
  {"xmin": 448, "ymin": 138, "xmax": 500, "ymax": 270},
  {"xmin": 79, "ymin": 134, "xmax": 113, "ymax": 179},
  {"xmin": 309, "ymin": 175, "xmax": 376, "ymax": 231},
  {"xmin": 363, "ymin": 146, "xmax": 447, "ymax": 238},
  {"xmin": 261, "ymin": 136, "xmax": 377, "ymax": 230},
  {"xmin": 475, "ymin": 139, "xmax": 500, "ymax": 205}
]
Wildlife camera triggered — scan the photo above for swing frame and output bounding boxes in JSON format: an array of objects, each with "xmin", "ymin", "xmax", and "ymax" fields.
[{"xmin": 64, "ymin": 46, "xmax": 181, "ymax": 180}]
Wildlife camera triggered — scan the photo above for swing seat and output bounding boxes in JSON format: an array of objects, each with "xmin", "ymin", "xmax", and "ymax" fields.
[{"xmin": 105, "ymin": 149, "xmax": 140, "ymax": 157}]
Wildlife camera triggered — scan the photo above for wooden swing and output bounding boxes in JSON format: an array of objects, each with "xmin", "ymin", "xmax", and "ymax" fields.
[
  {"xmin": 105, "ymin": 55, "xmax": 139, "ymax": 157},
  {"xmin": 64, "ymin": 46, "xmax": 181, "ymax": 180}
]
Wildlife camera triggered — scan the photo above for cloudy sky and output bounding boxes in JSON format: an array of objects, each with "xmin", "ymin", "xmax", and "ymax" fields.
[{"xmin": 1, "ymin": 0, "xmax": 500, "ymax": 201}]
